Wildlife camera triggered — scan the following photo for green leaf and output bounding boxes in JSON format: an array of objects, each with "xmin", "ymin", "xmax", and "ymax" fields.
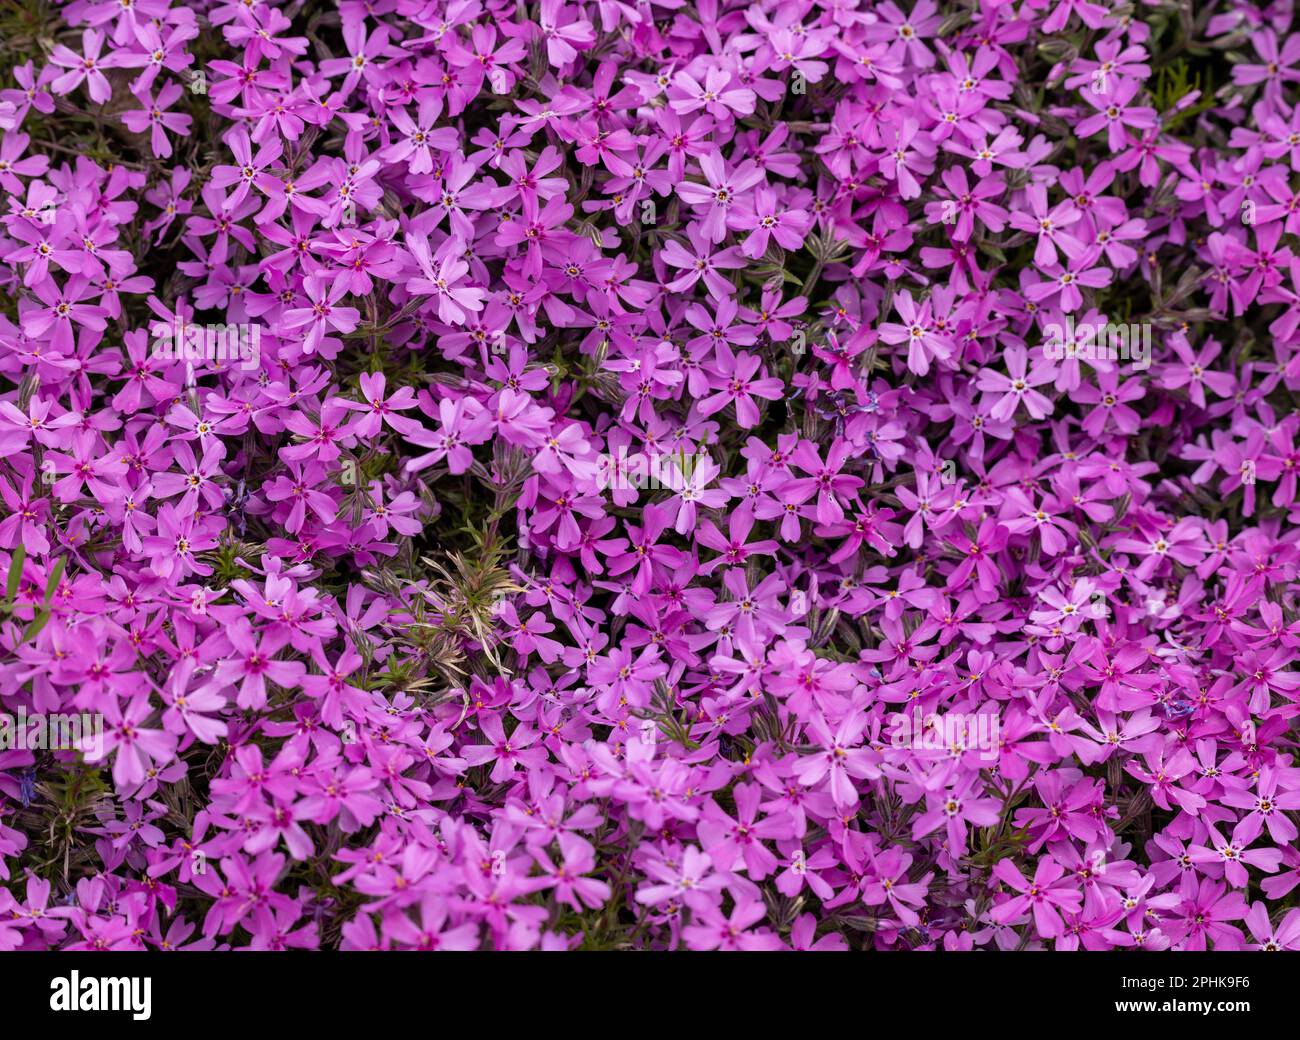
[
  {"xmin": 21, "ymin": 609, "xmax": 50, "ymax": 644},
  {"xmin": 5, "ymin": 544, "xmax": 25, "ymax": 607},
  {"xmin": 43, "ymin": 557, "xmax": 65, "ymax": 606}
]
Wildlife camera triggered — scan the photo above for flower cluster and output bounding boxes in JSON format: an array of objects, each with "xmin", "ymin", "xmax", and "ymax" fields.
[{"xmin": 1, "ymin": 0, "xmax": 1299, "ymax": 952}]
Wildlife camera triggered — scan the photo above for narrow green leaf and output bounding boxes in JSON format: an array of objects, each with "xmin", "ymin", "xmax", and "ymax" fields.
[
  {"xmin": 44, "ymin": 557, "xmax": 66, "ymax": 606},
  {"xmin": 21, "ymin": 609, "xmax": 51, "ymax": 644},
  {"xmin": 5, "ymin": 545, "xmax": 25, "ymax": 606}
]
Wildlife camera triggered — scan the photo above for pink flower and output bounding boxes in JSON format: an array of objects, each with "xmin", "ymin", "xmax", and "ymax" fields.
[{"xmin": 49, "ymin": 30, "xmax": 124, "ymax": 104}]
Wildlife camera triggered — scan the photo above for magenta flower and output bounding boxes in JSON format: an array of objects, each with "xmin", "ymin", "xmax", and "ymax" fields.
[
  {"xmin": 462, "ymin": 713, "xmax": 548, "ymax": 783},
  {"xmin": 989, "ymin": 856, "xmax": 1084, "ymax": 938},
  {"xmin": 878, "ymin": 290, "xmax": 953, "ymax": 376},
  {"xmin": 81, "ymin": 695, "xmax": 177, "ymax": 789},
  {"xmin": 49, "ymin": 30, "xmax": 124, "ymax": 104},
  {"xmin": 119, "ymin": 82, "xmax": 192, "ymax": 158},
  {"xmin": 281, "ymin": 274, "xmax": 360, "ymax": 354},
  {"xmin": 676, "ymin": 150, "xmax": 765, "ymax": 244},
  {"xmin": 693, "ymin": 344, "xmax": 783, "ymax": 427},
  {"xmin": 406, "ymin": 232, "xmax": 485, "ymax": 324}
]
